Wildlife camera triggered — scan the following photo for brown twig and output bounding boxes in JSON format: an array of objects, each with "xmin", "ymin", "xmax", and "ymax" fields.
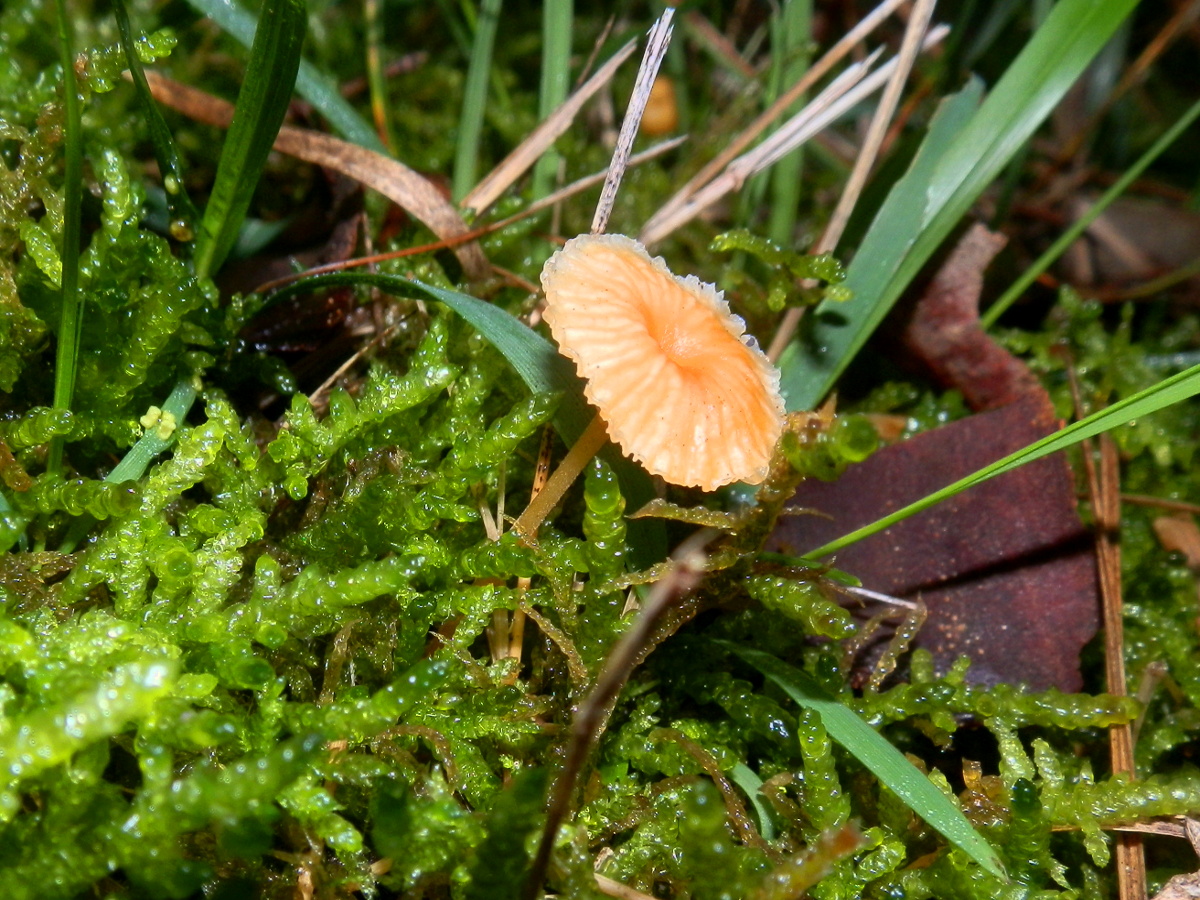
[
  {"xmin": 462, "ymin": 40, "xmax": 638, "ymax": 216},
  {"xmin": 523, "ymin": 533, "xmax": 712, "ymax": 900},
  {"xmin": 642, "ymin": 0, "xmax": 911, "ymax": 243}
]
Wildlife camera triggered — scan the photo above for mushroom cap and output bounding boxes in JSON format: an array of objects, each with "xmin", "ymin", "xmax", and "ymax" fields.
[{"xmin": 541, "ymin": 233, "xmax": 785, "ymax": 491}]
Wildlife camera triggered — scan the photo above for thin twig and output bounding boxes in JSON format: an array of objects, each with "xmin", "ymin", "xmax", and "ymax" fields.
[
  {"xmin": 1072, "ymin": 362, "xmax": 1146, "ymax": 900},
  {"xmin": 523, "ymin": 533, "xmax": 712, "ymax": 900},
  {"xmin": 767, "ymin": 0, "xmax": 938, "ymax": 361}
]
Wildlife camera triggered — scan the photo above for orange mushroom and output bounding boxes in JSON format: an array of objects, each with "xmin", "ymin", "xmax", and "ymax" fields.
[{"xmin": 513, "ymin": 234, "xmax": 785, "ymax": 537}]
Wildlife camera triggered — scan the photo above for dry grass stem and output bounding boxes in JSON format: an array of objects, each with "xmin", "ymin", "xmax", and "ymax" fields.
[
  {"xmin": 251, "ymin": 137, "xmax": 684, "ymax": 297},
  {"xmin": 681, "ymin": 10, "xmax": 758, "ymax": 81},
  {"xmin": 141, "ymin": 71, "xmax": 490, "ymax": 281},
  {"xmin": 767, "ymin": 0, "xmax": 939, "ymax": 360},
  {"xmin": 642, "ymin": 0, "xmax": 912, "ymax": 244},
  {"xmin": 1074, "ymin": 356, "xmax": 1147, "ymax": 900},
  {"xmin": 640, "ymin": 25, "xmax": 949, "ymax": 247},
  {"xmin": 592, "ymin": 8, "xmax": 676, "ymax": 235},
  {"xmin": 461, "ymin": 40, "xmax": 637, "ymax": 216},
  {"xmin": 838, "ymin": 584, "xmax": 921, "ymax": 610}
]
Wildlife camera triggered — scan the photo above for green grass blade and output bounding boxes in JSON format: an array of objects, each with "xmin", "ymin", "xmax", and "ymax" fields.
[
  {"xmin": 730, "ymin": 763, "xmax": 775, "ymax": 841},
  {"xmin": 113, "ymin": 0, "xmax": 200, "ymax": 240},
  {"xmin": 58, "ymin": 380, "xmax": 200, "ymax": 555},
  {"xmin": 531, "ymin": 1, "xmax": 573, "ymax": 199},
  {"xmin": 767, "ymin": 0, "xmax": 811, "ymax": 246},
  {"xmin": 776, "ymin": 81, "xmax": 981, "ymax": 408},
  {"xmin": 273, "ymin": 271, "xmax": 587, "ymax": 437},
  {"xmin": 780, "ymin": 0, "xmax": 1139, "ymax": 411},
  {"xmin": 193, "ymin": 0, "xmax": 307, "ymax": 280},
  {"xmin": 452, "ymin": 0, "xmax": 503, "ymax": 201},
  {"xmin": 364, "ymin": 0, "xmax": 395, "ymax": 153},
  {"xmin": 803, "ymin": 361, "xmax": 1200, "ymax": 560},
  {"xmin": 274, "ymin": 271, "xmax": 664, "ymax": 562},
  {"xmin": 104, "ymin": 381, "xmax": 200, "ymax": 485},
  {"xmin": 185, "ymin": 0, "xmax": 384, "ymax": 153},
  {"xmin": 982, "ymin": 95, "xmax": 1200, "ymax": 328},
  {"xmin": 721, "ymin": 642, "xmax": 1007, "ymax": 879},
  {"xmin": 48, "ymin": 0, "xmax": 85, "ymax": 477}
]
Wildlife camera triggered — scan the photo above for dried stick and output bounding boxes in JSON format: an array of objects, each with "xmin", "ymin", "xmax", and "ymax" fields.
[
  {"xmin": 767, "ymin": 0, "xmax": 938, "ymax": 360},
  {"xmin": 592, "ymin": 8, "xmax": 676, "ymax": 235},
  {"xmin": 642, "ymin": 0, "xmax": 911, "ymax": 243},
  {"xmin": 463, "ymin": 40, "xmax": 638, "ymax": 216},
  {"xmin": 1072, "ymin": 363, "xmax": 1146, "ymax": 900},
  {"xmin": 522, "ymin": 534, "xmax": 711, "ymax": 900}
]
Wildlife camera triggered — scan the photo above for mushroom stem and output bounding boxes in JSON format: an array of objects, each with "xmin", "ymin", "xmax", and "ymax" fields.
[{"xmin": 513, "ymin": 414, "xmax": 609, "ymax": 538}]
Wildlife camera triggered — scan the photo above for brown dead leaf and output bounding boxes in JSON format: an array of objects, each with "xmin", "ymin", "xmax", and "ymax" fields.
[
  {"xmin": 770, "ymin": 396, "xmax": 1098, "ymax": 690},
  {"xmin": 770, "ymin": 224, "xmax": 1099, "ymax": 690},
  {"xmin": 898, "ymin": 224, "xmax": 1039, "ymax": 410},
  {"xmin": 142, "ymin": 71, "xmax": 490, "ymax": 282}
]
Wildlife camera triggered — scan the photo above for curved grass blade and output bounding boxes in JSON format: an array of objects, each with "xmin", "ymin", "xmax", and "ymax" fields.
[
  {"xmin": 274, "ymin": 271, "xmax": 587, "ymax": 438},
  {"xmin": 720, "ymin": 641, "xmax": 1006, "ymax": 879},
  {"xmin": 274, "ymin": 272, "xmax": 664, "ymax": 561},
  {"xmin": 193, "ymin": 0, "xmax": 306, "ymax": 280},
  {"xmin": 730, "ymin": 762, "xmax": 775, "ymax": 841},
  {"xmin": 780, "ymin": 0, "xmax": 1140, "ymax": 411},
  {"xmin": 113, "ymin": 0, "xmax": 200, "ymax": 239},
  {"xmin": 185, "ymin": 0, "xmax": 384, "ymax": 153},
  {"xmin": 802, "ymin": 361, "xmax": 1200, "ymax": 560}
]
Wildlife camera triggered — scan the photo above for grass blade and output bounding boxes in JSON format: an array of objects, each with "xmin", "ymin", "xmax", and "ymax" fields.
[
  {"xmin": 780, "ymin": 0, "xmax": 1140, "ymax": 411},
  {"xmin": 57, "ymin": 380, "xmax": 200, "ymax": 554},
  {"xmin": 272, "ymin": 271, "xmax": 585, "ymax": 434},
  {"xmin": 452, "ymin": 0, "xmax": 503, "ymax": 200},
  {"xmin": 113, "ymin": 0, "xmax": 200, "ymax": 239},
  {"xmin": 722, "ymin": 641, "xmax": 1007, "ymax": 879},
  {"xmin": 48, "ymin": 0, "xmax": 84, "ymax": 477},
  {"xmin": 765, "ymin": 0, "xmax": 811, "ymax": 246},
  {"xmin": 981, "ymin": 95, "xmax": 1200, "ymax": 328},
  {"xmin": 531, "ymin": 1, "xmax": 573, "ymax": 199},
  {"xmin": 185, "ymin": 0, "xmax": 385, "ymax": 153},
  {"xmin": 273, "ymin": 271, "xmax": 664, "ymax": 561},
  {"xmin": 193, "ymin": 0, "xmax": 307, "ymax": 280},
  {"xmin": 802, "ymin": 361, "xmax": 1200, "ymax": 560}
]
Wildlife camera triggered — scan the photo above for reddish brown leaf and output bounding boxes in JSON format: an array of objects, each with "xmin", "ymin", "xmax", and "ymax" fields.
[{"xmin": 770, "ymin": 224, "xmax": 1099, "ymax": 691}]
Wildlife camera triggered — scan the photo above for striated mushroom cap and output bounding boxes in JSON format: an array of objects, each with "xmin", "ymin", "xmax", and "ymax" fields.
[{"xmin": 541, "ymin": 233, "xmax": 785, "ymax": 490}]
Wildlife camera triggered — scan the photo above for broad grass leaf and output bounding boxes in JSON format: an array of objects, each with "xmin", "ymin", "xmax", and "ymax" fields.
[
  {"xmin": 780, "ymin": 0, "xmax": 1140, "ymax": 410},
  {"xmin": 193, "ymin": 0, "xmax": 306, "ymax": 279}
]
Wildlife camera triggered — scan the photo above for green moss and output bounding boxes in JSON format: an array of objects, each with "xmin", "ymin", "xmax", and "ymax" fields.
[{"xmin": 1, "ymin": 7, "xmax": 1199, "ymax": 898}]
